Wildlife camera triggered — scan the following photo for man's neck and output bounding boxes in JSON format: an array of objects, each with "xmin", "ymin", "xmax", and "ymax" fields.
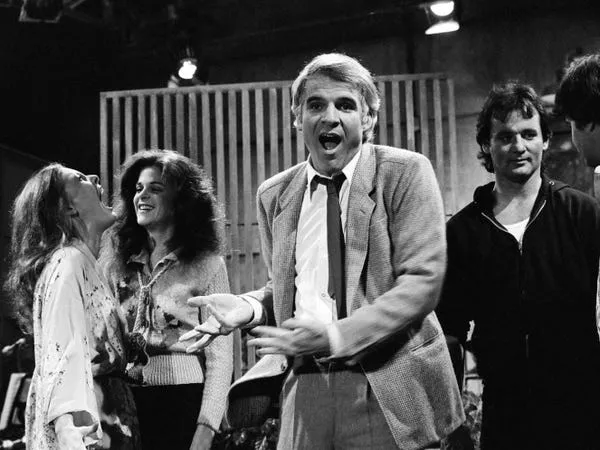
[{"xmin": 492, "ymin": 173, "xmax": 542, "ymax": 225}]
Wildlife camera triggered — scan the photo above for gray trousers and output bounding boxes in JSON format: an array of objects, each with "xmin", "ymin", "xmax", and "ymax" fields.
[{"xmin": 277, "ymin": 362, "xmax": 398, "ymax": 450}]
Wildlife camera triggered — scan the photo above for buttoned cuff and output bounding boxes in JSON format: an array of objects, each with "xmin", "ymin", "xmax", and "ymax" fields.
[{"xmin": 239, "ymin": 294, "xmax": 264, "ymax": 328}]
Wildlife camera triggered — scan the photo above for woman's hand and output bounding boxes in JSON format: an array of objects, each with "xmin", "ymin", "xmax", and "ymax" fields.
[
  {"xmin": 189, "ymin": 424, "xmax": 215, "ymax": 450},
  {"xmin": 54, "ymin": 414, "xmax": 87, "ymax": 450}
]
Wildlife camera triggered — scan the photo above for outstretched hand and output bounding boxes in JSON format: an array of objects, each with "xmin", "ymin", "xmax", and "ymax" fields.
[
  {"xmin": 179, "ymin": 293, "xmax": 254, "ymax": 353},
  {"xmin": 248, "ymin": 317, "xmax": 330, "ymax": 357}
]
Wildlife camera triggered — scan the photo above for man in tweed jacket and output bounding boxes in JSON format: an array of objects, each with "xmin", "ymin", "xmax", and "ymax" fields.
[{"xmin": 184, "ymin": 53, "xmax": 464, "ymax": 449}]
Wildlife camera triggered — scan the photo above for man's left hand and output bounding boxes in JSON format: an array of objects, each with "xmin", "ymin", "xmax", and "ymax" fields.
[
  {"xmin": 189, "ymin": 424, "xmax": 214, "ymax": 450},
  {"xmin": 248, "ymin": 317, "xmax": 330, "ymax": 357}
]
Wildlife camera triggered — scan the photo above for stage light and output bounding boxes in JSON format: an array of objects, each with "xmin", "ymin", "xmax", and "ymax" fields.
[
  {"xmin": 178, "ymin": 58, "xmax": 198, "ymax": 80},
  {"xmin": 429, "ymin": 1, "xmax": 454, "ymax": 17},
  {"xmin": 425, "ymin": 19, "xmax": 460, "ymax": 35}
]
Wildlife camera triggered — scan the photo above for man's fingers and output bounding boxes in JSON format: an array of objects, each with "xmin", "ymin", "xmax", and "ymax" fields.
[
  {"xmin": 186, "ymin": 334, "xmax": 215, "ymax": 353},
  {"xmin": 252, "ymin": 326, "xmax": 290, "ymax": 338},
  {"xmin": 187, "ymin": 295, "xmax": 212, "ymax": 308},
  {"xmin": 179, "ymin": 329, "xmax": 201, "ymax": 342}
]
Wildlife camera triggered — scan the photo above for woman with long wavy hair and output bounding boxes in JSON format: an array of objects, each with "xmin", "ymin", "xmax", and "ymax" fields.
[
  {"xmin": 101, "ymin": 150, "xmax": 233, "ymax": 450},
  {"xmin": 4, "ymin": 164, "xmax": 140, "ymax": 449}
]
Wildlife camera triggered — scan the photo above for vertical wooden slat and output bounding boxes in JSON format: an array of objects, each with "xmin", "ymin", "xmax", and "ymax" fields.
[
  {"xmin": 433, "ymin": 79, "xmax": 445, "ymax": 189},
  {"xmin": 201, "ymin": 92, "xmax": 211, "ymax": 177},
  {"xmin": 447, "ymin": 78, "xmax": 458, "ymax": 215},
  {"xmin": 269, "ymin": 88, "xmax": 279, "ymax": 176},
  {"xmin": 163, "ymin": 95, "xmax": 172, "ymax": 149},
  {"xmin": 377, "ymin": 81, "xmax": 387, "ymax": 146},
  {"xmin": 137, "ymin": 95, "xmax": 146, "ymax": 150},
  {"xmin": 175, "ymin": 93, "xmax": 185, "ymax": 154},
  {"xmin": 405, "ymin": 81, "xmax": 415, "ymax": 151},
  {"xmin": 188, "ymin": 93, "xmax": 198, "ymax": 163},
  {"xmin": 112, "ymin": 97, "xmax": 121, "ymax": 190},
  {"xmin": 418, "ymin": 80, "xmax": 430, "ymax": 159},
  {"xmin": 241, "ymin": 89, "xmax": 255, "ymax": 292},
  {"xmin": 100, "ymin": 95, "xmax": 108, "ymax": 202},
  {"xmin": 392, "ymin": 81, "xmax": 402, "ymax": 148},
  {"xmin": 215, "ymin": 92, "xmax": 225, "ymax": 207},
  {"xmin": 124, "ymin": 97, "xmax": 133, "ymax": 160},
  {"xmin": 150, "ymin": 95, "xmax": 158, "ymax": 148},
  {"xmin": 228, "ymin": 90, "xmax": 242, "ymax": 380},
  {"xmin": 255, "ymin": 89, "xmax": 266, "ymax": 187},
  {"xmin": 281, "ymin": 87, "xmax": 292, "ymax": 169}
]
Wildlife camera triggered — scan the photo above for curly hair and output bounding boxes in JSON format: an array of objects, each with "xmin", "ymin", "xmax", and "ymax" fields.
[
  {"xmin": 556, "ymin": 53, "xmax": 600, "ymax": 130},
  {"xmin": 291, "ymin": 53, "xmax": 381, "ymax": 143},
  {"xmin": 108, "ymin": 150, "xmax": 224, "ymax": 271},
  {"xmin": 4, "ymin": 163, "xmax": 83, "ymax": 333},
  {"xmin": 476, "ymin": 82, "xmax": 551, "ymax": 173}
]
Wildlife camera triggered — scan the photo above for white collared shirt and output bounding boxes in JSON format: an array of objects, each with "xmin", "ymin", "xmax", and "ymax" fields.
[{"xmin": 293, "ymin": 150, "xmax": 361, "ymax": 323}]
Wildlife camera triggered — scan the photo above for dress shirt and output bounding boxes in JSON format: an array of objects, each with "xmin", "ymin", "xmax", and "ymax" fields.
[{"xmin": 244, "ymin": 149, "xmax": 361, "ymax": 355}]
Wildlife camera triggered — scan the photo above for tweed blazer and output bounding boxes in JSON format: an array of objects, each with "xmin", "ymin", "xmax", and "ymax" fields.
[{"xmin": 238, "ymin": 144, "xmax": 464, "ymax": 449}]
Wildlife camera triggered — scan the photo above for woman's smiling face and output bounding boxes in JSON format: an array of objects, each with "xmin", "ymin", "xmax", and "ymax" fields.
[{"xmin": 133, "ymin": 165, "xmax": 177, "ymax": 231}]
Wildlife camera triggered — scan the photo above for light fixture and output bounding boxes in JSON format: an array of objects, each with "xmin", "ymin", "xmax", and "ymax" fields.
[
  {"xmin": 424, "ymin": 1, "xmax": 460, "ymax": 35},
  {"xmin": 178, "ymin": 58, "xmax": 198, "ymax": 80},
  {"xmin": 429, "ymin": 1, "xmax": 455, "ymax": 17}
]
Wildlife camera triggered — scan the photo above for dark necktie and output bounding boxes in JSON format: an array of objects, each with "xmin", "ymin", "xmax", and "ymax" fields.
[{"xmin": 312, "ymin": 172, "xmax": 347, "ymax": 319}]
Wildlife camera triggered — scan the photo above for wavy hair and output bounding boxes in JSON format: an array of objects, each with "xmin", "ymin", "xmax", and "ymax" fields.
[
  {"xmin": 4, "ymin": 163, "xmax": 83, "ymax": 333},
  {"xmin": 108, "ymin": 150, "xmax": 224, "ymax": 271},
  {"xmin": 476, "ymin": 82, "xmax": 551, "ymax": 173},
  {"xmin": 291, "ymin": 53, "xmax": 381, "ymax": 143}
]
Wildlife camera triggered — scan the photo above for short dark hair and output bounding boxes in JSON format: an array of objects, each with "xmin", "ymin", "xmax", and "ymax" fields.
[
  {"xmin": 476, "ymin": 82, "xmax": 551, "ymax": 173},
  {"xmin": 556, "ymin": 53, "xmax": 600, "ymax": 130},
  {"xmin": 109, "ymin": 150, "xmax": 224, "ymax": 270}
]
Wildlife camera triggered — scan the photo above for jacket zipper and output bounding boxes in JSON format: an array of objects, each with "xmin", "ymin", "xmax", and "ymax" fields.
[{"xmin": 479, "ymin": 200, "xmax": 547, "ymax": 362}]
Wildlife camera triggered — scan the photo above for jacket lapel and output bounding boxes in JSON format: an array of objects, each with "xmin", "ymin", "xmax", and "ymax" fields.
[
  {"xmin": 271, "ymin": 164, "xmax": 307, "ymax": 324},
  {"xmin": 346, "ymin": 145, "xmax": 376, "ymax": 313}
]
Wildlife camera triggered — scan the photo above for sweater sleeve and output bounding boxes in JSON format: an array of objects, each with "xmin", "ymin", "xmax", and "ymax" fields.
[{"xmin": 196, "ymin": 257, "xmax": 234, "ymax": 430}]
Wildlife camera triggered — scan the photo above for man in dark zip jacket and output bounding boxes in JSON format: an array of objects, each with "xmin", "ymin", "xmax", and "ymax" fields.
[{"xmin": 437, "ymin": 82, "xmax": 600, "ymax": 450}]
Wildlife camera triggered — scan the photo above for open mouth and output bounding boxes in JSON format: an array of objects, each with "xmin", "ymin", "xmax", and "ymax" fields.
[
  {"xmin": 138, "ymin": 204, "xmax": 154, "ymax": 212},
  {"xmin": 319, "ymin": 132, "xmax": 342, "ymax": 150}
]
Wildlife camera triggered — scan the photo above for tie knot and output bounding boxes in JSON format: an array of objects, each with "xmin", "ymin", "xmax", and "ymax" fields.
[{"xmin": 311, "ymin": 172, "xmax": 346, "ymax": 196}]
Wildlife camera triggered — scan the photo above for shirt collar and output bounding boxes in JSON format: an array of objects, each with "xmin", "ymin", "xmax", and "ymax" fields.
[
  {"xmin": 127, "ymin": 246, "xmax": 180, "ymax": 266},
  {"xmin": 306, "ymin": 147, "xmax": 362, "ymax": 187}
]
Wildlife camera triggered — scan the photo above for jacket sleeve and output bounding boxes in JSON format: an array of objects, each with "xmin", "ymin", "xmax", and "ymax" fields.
[
  {"xmin": 197, "ymin": 257, "xmax": 234, "ymax": 430},
  {"xmin": 333, "ymin": 154, "xmax": 448, "ymax": 359},
  {"xmin": 436, "ymin": 216, "xmax": 473, "ymax": 347}
]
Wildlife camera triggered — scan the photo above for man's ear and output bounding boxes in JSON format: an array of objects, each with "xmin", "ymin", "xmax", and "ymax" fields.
[
  {"xmin": 481, "ymin": 144, "xmax": 491, "ymax": 154},
  {"xmin": 361, "ymin": 114, "xmax": 374, "ymax": 133},
  {"xmin": 543, "ymin": 140, "xmax": 549, "ymax": 151}
]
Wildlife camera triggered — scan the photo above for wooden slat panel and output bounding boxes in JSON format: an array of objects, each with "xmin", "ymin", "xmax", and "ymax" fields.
[
  {"xmin": 201, "ymin": 92, "xmax": 211, "ymax": 177},
  {"xmin": 137, "ymin": 95, "xmax": 146, "ymax": 150},
  {"xmin": 241, "ymin": 89, "xmax": 255, "ymax": 293},
  {"xmin": 281, "ymin": 87, "xmax": 292, "ymax": 169},
  {"xmin": 433, "ymin": 79, "xmax": 445, "ymax": 188},
  {"xmin": 188, "ymin": 93, "xmax": 198, "ymax": 163},
  {"xmin": 405, "ymin": 81, "xmax": 415, "ymax": 151},
  {"xmin": 112, "ymin": 98, "xmax": 121, "ymax": 188},
  {"xmin": 255, "ymin": 89, "xmax": 266, "ymax": 187},
  {"xmin": 392, "ymin": 81, "xmax": 401, "ymax": 148},
  {"xmin": 175, "ymin": 93, "xmax": 185, "ymax": 154},
  {"xmin": 418, "ymin": 80, "xmax": 430, "ymax": 159},
  {"xmin": 150, "ymin": 95, "xmax": 158, "ymax": 148},
  {"xmin": 269, "ymin": 88, "xmax": 279, "ymax": 176},
  {"xmin": 215, "ymin": 92, "xmax": 225, "ymax": 204},
  {"xmin": 100, "ymin": 95, "xmax": 108, "ymax": 202},
  {"xmin": 228, "ymin": 90, "xmax": 242, "ymax": 380},
  {"xmin": 163, "ymin": 95, "xmax": 172, "ymax": 149},
  {"xmin": 124, "ymin": 97, "xmax": 133, "ymax": 160},
  {"xmin": 447, "ymin": 78, "xmax": 458, "ymax": 215},
  {"xmin": 377, "ymin": 81, "xmax": 387, "ymax": 145}
]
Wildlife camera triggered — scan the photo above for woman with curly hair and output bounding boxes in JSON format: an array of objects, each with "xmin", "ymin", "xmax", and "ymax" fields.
[
  {"xmin": 101, "ymin": 150, "xmax": 233, "ymax": 450},
  {"xmin": 4, "ymin": 164, "xmax": 140, "ymax": 449}
]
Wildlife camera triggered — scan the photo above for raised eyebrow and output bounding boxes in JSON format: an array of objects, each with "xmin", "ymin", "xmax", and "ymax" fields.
[{"xmin": 336, "ymin": 96, "xmax": 357, "ymax": 105}]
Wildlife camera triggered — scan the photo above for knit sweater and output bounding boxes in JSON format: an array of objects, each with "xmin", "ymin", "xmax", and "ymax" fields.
[{"xmin": 110, "ymin": 249, "xmax": 233, "ymax": 431}]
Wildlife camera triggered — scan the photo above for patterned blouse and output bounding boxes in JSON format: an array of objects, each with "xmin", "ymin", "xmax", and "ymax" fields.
[{"xmin": 26, "ymin": 241, "xmax": 140, "ymax": 449}]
